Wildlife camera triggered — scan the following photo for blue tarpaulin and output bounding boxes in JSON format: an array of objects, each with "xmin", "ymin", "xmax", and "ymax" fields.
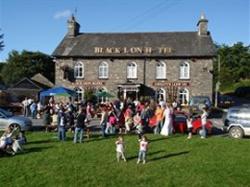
[{"xmin": 40, "ymin": 87, "xmax": 76, "ymax": 98}]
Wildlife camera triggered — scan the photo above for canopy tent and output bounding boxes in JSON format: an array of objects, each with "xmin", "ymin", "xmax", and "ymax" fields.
[
  {"xmin": 95, "ymin": 91, "xmax": 114, "ymax": 98},
  {"xmin": 40, "ymin": 86, "xmax": 76, "ymax": 98}
]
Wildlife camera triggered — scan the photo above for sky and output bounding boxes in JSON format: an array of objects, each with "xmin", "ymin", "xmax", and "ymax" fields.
[{"xmin": 0, "ymin": 0, "xmax": 249, "ymax": 61}]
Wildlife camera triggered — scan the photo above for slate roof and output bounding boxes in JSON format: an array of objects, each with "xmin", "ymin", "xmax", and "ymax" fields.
[
  {"xmin": 52, "ymin": 32, "xmax": 216, "ymax": 58},
  {"xmin": 31, "ymin": 73, "xmax": 54, "ymax": 88}
]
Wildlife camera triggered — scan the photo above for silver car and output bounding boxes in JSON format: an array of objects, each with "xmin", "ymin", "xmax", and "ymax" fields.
[
  {"xmin": 224, "ymin": 105, "xmax": 250, "ymax": 139},
  {"xmin": 0, "ymin": 108, "xmax": 32, "ymax": 131}
]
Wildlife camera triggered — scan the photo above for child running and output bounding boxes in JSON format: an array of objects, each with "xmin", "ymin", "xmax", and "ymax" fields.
[
  {"xmin": 115, "ymin": 136, "xmax": 127, "ymax": 162},
  {"xmin": 137, "ymin": 135, "xmax": 149, "ymax": 164}
]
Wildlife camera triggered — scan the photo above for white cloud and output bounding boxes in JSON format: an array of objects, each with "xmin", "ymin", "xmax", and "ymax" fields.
[{"xmin": 54, "ymin": 10, "xmax": 72, "ymax": 20}]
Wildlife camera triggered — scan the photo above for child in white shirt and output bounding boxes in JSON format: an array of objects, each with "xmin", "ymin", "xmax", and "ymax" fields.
[
  {"xmin": 115, "ymin": 136, "xmax": 126, "ymax": 162},
  {"xmin": 201, "ymin": 107, "xmax": 208, "ymax": 139},
  {"xmin": 187, "ymin": 116, "xmax": 193, "ymax": 139},
  {"xmin": 137, "ymin": 136, "xmax": 149, "ymax": 164}
]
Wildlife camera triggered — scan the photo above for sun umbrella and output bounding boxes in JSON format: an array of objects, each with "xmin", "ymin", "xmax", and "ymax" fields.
[{"xmin": 95, "ymin": 91, "xmax": 114, "ymax": 98}]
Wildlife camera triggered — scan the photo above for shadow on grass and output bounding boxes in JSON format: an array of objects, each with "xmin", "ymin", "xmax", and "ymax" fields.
[
  {"xmin": 149, "ymin": 137, "xmax": 167, "ymax": 142},
  {"xmin": 149, "ymin": 151, "xmax": 190, "ymax": 161},
  {"xmin": 127, "ymin": 150, "xmax": 165, "ymax": 160},
  {"xmin": 85, "ymin": 134, "xmax": 118, "ymax": 143},
  {"xmin": 0, "ymin": 146, "xmax": 53, "ymax": 157},
  {"xmin": 27, "ymin": 139, "xmax": 55, "ymax": 145},
  {"xmin": 20, "ymin": 146, "xmax": 53, "ymax": 155}
]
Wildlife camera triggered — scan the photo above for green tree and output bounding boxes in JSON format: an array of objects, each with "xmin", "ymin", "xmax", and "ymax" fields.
[
  {"xmin": 1, "ymin": 50, "xmax": 54, "ymax": 85},
  {"xmin": 214, "ymin": 42, "xmax": 250, "ymax": 92}
]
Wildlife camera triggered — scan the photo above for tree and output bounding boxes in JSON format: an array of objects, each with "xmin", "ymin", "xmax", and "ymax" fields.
[
  {"xmin": 1, "ymin": 50, "xmax": 54, "ymax": 85},
  {"xmin": 0, "ymin": 29, "xmax": 4, "ymax": 51},
  {"xmin": 213, "ymin": 42, "xmax": 250, "ymax": 91}
]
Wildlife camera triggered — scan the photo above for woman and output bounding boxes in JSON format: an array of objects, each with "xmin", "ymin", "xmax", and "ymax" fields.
[{"xmin": 160, "ymin": 103, "xmax": 173, "ymax": 136}]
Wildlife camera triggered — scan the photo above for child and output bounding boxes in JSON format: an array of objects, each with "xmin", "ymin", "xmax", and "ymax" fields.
[
  {"xmin": 201, "ymin": 107, "xmax": 208, "ymax": 139},
  {"xmin": 187, "ymin": 115, "xmax": 193, "ymax": 139},
  {"xmin": 115, "ymin": 136, "xmax": 126, "ymax": 162},
  {"xmin": 137, "ymin": 136, "xmax": 149, "ymax": 164},
  {"xmin": 133, "ymin": 112, "xmax": 143, "ymax": 140}
]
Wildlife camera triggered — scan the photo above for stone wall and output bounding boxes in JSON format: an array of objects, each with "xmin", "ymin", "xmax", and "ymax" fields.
[{"xmin": 55, "ymin": 57, "xmax": 213, "ymax": 102}]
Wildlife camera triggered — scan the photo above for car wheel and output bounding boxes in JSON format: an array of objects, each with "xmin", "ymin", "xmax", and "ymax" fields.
[
  {"xmin": 9, "ymin": 123, "xmax": 21, "ymax": 131},
  {"xmin": 229, "ymin": 127, "xmax": 243, "ymax": 139}
]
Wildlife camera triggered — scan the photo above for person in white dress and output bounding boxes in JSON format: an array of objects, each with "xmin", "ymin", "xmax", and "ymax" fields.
[{"xmin": 160, "ymin": 103, "xmax": 173, "ymax": 136}]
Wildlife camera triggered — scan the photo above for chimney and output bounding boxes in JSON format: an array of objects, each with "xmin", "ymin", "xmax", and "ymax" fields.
[
  {"xmin": 197, "ymin": 13, "xmax": 208, "ymax": 36},
  {"xmin": 67, "ymin": 14, "xmax": 80, "ymax": 37}
]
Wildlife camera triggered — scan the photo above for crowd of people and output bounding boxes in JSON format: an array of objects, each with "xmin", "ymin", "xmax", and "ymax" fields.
[
  {"xmin": 26, "ymin": 96, "xmax": 208, "ymax": 142},
  {"xmin": 0, "ymin": 96, "xmax": 209, "ymax": 159}
]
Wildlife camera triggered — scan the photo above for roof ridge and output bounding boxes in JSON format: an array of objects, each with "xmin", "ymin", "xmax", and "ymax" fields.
[{"xmin": 77, "ymin": 31, "xmax": 197, "ymax": 35}]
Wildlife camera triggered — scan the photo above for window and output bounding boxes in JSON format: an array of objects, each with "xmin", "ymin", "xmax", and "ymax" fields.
[
  {"xmin": 74, "ymin": 62, "xmax": 84, "ymax": 79},
  {"xmin": 75, "ymin": 87, "xmax": 84, "ymax": 101},
  {"xmin": 180, "ymin": 61, "xmax": 190, "ymax": 79},
  {"xmin": 178, "ymin": 88, "xmax": 189, "ymax": 105},
  {"xmin": 156, "ymin": 61, "xmax": 166, "ymax": 79},
  {"xmin": 127, "ymin": 62, "xmax": 137, "ymax": 79},
  {"xmin": 99, "ymin": 61, "xmax": 109, "ymax": 79},
  {"xmin": 156, "ymin": 88, "xmax": 166, "ymax": 101}
]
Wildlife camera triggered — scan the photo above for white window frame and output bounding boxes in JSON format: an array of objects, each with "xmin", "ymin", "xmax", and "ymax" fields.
[
  {"xmin": 179, "ymin": 61, "xmax": 190, "ymax": 79},
  {"xmin": 157, "ymin": 88, "xmax": 166, "ymax": 101},
  {"xmin": 178, "ymin": 88, "xmax": 189, "ymax": 105},
  {"xmin": 75, "ymin": 87, "xmax": 84, "ymax": 101},
  {"xmin": 99, "ymin": 61, "xmax": 109, "ymax": 79},
  {"xmin": 127, "ymin": 62, "xmax": 137, "ymax": 79},
  {"xmin": 156, "ymin": 61, "xmax": 166, "ymax": 79},
  {"xmin": 74, "ymin": 61, "xmax": 84, "ymax": 79}
]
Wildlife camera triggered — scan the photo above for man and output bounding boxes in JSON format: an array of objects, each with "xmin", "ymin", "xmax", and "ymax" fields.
[
  {"xmin": 57, "ymin": 107, "xmax": 67, "ymax": 141},
  {"xmin": 22, "ymin": 97, "xmax": 29, "ymax": 117},
  {"xmin": 74, "ymin": 108, "xmax": 86, "ymax": 143}
]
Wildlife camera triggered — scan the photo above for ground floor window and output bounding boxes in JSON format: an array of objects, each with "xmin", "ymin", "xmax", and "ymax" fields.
[
  {"xmin": 178, "ymin": 88, "xmax": 189, "ymax": 105},
  {"xmin": 75, "ymin": 87, "xmax": 84, "ymax": 101},
  {"xmin": 156, "ymin": 88, "xmax": 166, "ymax": 102}
]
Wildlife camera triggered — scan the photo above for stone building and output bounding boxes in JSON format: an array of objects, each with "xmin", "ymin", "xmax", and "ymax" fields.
[{"xmin": 52, "ymin": 14, "xmax": 216, "ymax": 105}]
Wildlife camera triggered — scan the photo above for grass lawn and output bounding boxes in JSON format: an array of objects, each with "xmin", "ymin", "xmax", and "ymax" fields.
[{"xmin": 1, "ymin": 132, "xmax": 250, "ymax": 187}]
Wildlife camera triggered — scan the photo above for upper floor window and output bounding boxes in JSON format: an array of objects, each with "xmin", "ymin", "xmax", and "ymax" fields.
[
  {"xmin": 99, "ymin": 61, "xmax": 109, "ymax": 79},
  {"xmin": 127, "ymin": 62, "xmax": 137, "ymax": 79},
  {"xmin": 180, "ymin": 61, "xmax": 190, "ymax": 79},
  {"xmin": 156, "ymin": 61, "xmax": 166, "ymax": 79},
  {"xmin": 74, "ymin": 62, "xmax": 84, "ymax": 79}
]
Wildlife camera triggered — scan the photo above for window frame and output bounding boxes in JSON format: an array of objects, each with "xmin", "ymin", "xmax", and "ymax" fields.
[
  {"xmin": 74, "ymin": 61, "xmax": 84, "ymax": 79},
  {"xmin": 178, "ymin": 88, "xmax": 189, "ymax": 105},
  {"xmin": 98, "ymin": 61, "xmax": 109, "ymax": 79},
  {"xmin": 127, "ymin": 62, "xmax": 137, "ymax": 79},
  {"xmin": 75, "ymin": 87, "xmax": 84, "ymax": 101},
  {"xmin": 179, "ymin": 61, "xmax": 190, "ymax": 80},
  {"xmin": 156, "ymin": 61, "xmax": 167, "ymax": 79}
]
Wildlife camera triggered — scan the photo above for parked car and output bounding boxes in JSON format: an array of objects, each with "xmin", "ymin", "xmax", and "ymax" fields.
[
  {"xmin": 218, "ymin": 95, "xmax": 234, "ymax": 108},
  {"xmin": 0, "ymin": 108, "xmax": 32, "ymax": 131},
  {"xmin": 224, "ymin": 105, "xmax": 250, "ymax": 139},
  {"xmin": 189, "ymin": 96, "xmax": 212, "ymax": 114},
  {"xmin": 173, "ymin": 112, "xmax": 213, "ymax": 134}
]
